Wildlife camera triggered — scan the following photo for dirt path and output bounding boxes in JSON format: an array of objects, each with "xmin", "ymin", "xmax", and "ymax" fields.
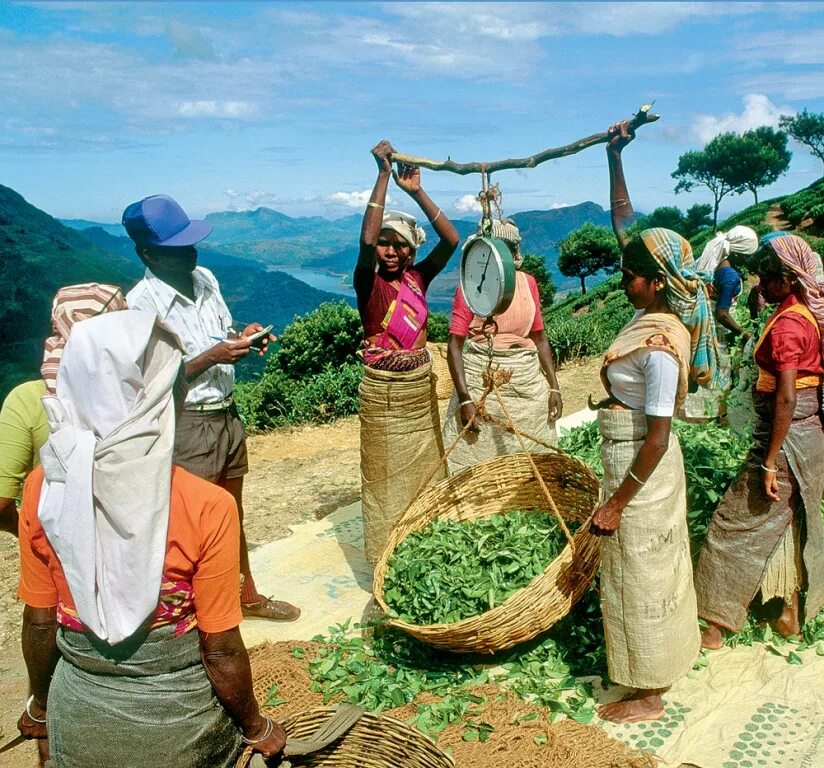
[{"xmin": 0, "ymin": 357, "xmax": 604, "ymax": 767}]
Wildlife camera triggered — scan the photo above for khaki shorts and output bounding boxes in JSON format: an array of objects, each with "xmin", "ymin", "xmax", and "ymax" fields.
[{"xmin": 173, "ymin": 404, "xmax": 248, "ymax": 485}]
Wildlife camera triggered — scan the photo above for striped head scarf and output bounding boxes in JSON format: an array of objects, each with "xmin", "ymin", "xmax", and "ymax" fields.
[
  {"xmin": 638, "ymin": 228, "xmax": 720, "ymax": 387},
  {"xmin": 41, "ymin": 283, "xmax": 128, "ymax": 394},
  {"xmin": 762, "ymin": 233, "xmax": 824, "ymax": 338}
]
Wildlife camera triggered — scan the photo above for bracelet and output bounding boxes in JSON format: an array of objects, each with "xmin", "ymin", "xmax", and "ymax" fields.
[
  {"xmin": 242, "ymin": 716, "xmax": 273, "ymax": 746},
  {"xmin": 548, "ymin": 388, "xmax": 561, "ymax": 394},
  {"xmin": 627, "ymin": 469, "xmax": 646, "ymax": 486},
  {"xmin": 430, "ymin": 208, "xmax": 442, "ymax": 224},
  {"xmin": 25, "ymin": 695, "xmax": 47, "ymax": 724},
  {"xmin": 367, "ymin": 202, "xmax": 384, "ymax": 209},
  {"xmin": 760, "ymin": 464, "xmax": 778, "ymax": 473},
  {"xmin": 459, "ymin": 399, "xmax": 474, "ymax": 407}
]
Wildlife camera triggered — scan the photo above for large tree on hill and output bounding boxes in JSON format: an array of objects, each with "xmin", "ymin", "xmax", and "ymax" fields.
[
  {"xmin": 780, "ymin": 109, "xmax": 824, "ymax": 173},
  {"xmin": 520, "ymin": 252, "xmax": 556, "ymax": 307},
  {"xmin": 640, "ymin": 204, "xmax": 713, "ymax": 239},
  {"xmin": 729, "ymin": 127, "xmax": 792, "ymax": 204},
  {"xmin": 673, "ymin": 133, "xmax": 744, "ymax": 231},
  {"xmin": 557, "ymin": 222, "xmax": 620, "ymax": 295}
]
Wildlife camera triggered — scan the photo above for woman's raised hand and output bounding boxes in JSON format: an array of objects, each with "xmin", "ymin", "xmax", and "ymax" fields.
[
  {"xmin": 394, "ymin": 162, "xmax": 422, "ymax": 195},
  {"xmin": 371, "ymin": 140, "xmax": 395, "ymax": 174},
  {"xmin": 607, "ymin": 120, "xmax": 635, "ymax": 153}
]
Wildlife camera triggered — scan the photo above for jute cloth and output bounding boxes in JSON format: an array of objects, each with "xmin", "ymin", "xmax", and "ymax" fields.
[
  {"xmin": 598, "ymin": 408, "xmax": 700, "ymax": 689},
  {"xmin": 46, "ymin": 625, "xmax": 242, "ymax": 768},
  {"xmin": 694, "ymin": 387, "xmax": 824, "ymax": 630},
  {"xmin": 359, "ymin": 360, "xmax": 445, "ymax": 564},
  {"xmin": 442, "ymin": 341, "xmax": 557, "ymax": 476}
]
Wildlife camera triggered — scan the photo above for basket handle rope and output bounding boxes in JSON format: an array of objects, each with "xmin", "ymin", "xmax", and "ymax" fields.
[{"xmin": 283, "ymin": 704, "xmax": 364, "ymax": 756}]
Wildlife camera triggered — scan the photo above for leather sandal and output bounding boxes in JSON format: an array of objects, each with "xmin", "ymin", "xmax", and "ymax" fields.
[{"xmin": 242, "ymin": 597, "xmax": 301, "ymax": 622}]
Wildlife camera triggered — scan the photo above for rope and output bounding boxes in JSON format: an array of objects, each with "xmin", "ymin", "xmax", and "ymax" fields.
[{"xmin": 284, "ymin": 704, "xmax": 364, "ymax": 756}]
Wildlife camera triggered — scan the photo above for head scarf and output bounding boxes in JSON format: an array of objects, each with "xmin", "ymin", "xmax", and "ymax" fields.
[
  {"xmin": 762, "ymin": 234, "xmax": 824, "ymax": 337},
  {"xmin": 37, "ymin": 311, "xmax": 183, "ymax": 644},
  {"xmin": 41, "ymin": 283, "xmax": 128, "ymax": 394},
  {"xmin": 465, "ymin": 218, "xmax": 524, "ymax": 267},
  {"xmin": 381, "ymin": 210, "xmax": 426, "ymax": 249},
  {"xmin": 694, "ymin": 225, "xmax": 759, "ymax": 277},
  {"xmin": 638, "ymin": 228, "xmax": 720, "ymax": 387}
]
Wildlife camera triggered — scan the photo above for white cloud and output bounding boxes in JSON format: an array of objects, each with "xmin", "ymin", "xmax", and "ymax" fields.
[
  {"xmin": 222, "ymin": 188, "xmax": 278, "ymax": 211},
  {"xmin": 177, "ymin": 100, "xmax": 258, "ymax": 120},
  {"xmin": 453, "ymin": 194, "xmax": 481, "ymax": 213},
  {"xmin": 692, "ymin": 94, "xmax": 794, "ymax": 144},
  {"xmin": 327, "ymin": 189, "xmax": 394, "ymax": 209},
  {"xmin": 167, "ymin": 20, "xmax": 217, "ymax": 61}
]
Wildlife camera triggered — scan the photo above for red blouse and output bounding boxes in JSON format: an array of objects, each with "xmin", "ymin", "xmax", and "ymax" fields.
[{"xmin": 754, "ymin": 295, "xmax": 824, "ymax": 377}]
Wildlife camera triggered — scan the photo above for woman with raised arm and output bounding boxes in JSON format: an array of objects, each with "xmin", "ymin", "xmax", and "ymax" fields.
[
  {"xmin": 695, "ymin": 234, "xmax": 824, "ymax": 647},
  {"xmin": 590, "ymin": 121, "xmax": 719, "ymax": 724},
  {"xmin": 354, "ymin": 141, "xmax": 460, "ymax": 563}
]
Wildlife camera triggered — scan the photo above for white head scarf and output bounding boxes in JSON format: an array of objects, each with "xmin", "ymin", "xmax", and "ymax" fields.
[
  {"xmin": 694, "ymin": 225, "xmax": 759, "ymax": 276},
  {"xmin": 37, "ymin": 311, "xmax": 183, "ymax": 644},
  {"xmin": 381, "ymin": 210, "xmax": 426, "ymax": 249},
  {"xmin": 465, "ymin": 218, "xmax": 524, "ymax": 267}
]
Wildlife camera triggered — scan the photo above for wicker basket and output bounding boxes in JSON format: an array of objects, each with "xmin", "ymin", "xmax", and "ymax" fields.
[
  {"xmin": 426, "ymin": 343, "xmax": 454, "ymax": 400},
  {"xmin": 235, "ymin": 707, "xmax": 454, "ymax": 768},
  {"xmin": 373, "ymin": 451, "xmax": 602, "ymax": 654}
]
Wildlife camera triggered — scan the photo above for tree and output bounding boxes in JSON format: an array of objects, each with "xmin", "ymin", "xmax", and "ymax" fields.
[
  {"xmin": 557, "ymin": 222, "xmax": 621, "ymax": 294},
  {"xmin": 731, "ymin": 126, "xmax": 791, "ymax": 204},
  {"xmin": 673, "ymin": 133, "xmax": 743, "ymax": 230},
  {"xmin": 684, "ymin": 203, "xmax": 713, "ymax": 238},
  {"xmin": 642, "ymin": 206, "xmax": 687, "ymax": 233},
  {"xmin": 780, "ymin": 109, "xmax": 824, "ymax": 173},
  {"xmin": 520, "ymin": 252, "xmax": 556, "ymax": 307}
]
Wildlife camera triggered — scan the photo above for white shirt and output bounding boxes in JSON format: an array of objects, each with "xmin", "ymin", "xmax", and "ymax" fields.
[
  {"xmin": 606, "ymin": 347, "xmax": 680, "ymax": 417},
  {"xmin": 127, "ymin": 267, "xmax": 234, "ymax": 404}
]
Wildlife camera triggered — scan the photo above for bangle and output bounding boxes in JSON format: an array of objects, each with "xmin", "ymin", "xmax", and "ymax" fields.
[
  {"xmin": 548, "ymin": 388, "xmax": 561, "ymax": 394},
  {"xmin": 26, "ymin": 695, "xmax": 47, "ymax": 724},
  {"xmin": 627, "ymin": 469, "xmax": 646, "ymax": 486},
  {"xmin": 242, "ymin": 716, "xmax": 273, "ymax": 746},
  {"xmin": 760, "ymin": 464, "xmax": 778, "ymax": 473},
  {"xmin": 459, "ymin": 399, "xmax": 474, "ymax": 407},
  {"xmin": 367, "ymin": 202, "xmax": 384, "ymax": 209},
  {"xmin": 430, "ymin": 208, "xmax": 442, "ymax": 224}
]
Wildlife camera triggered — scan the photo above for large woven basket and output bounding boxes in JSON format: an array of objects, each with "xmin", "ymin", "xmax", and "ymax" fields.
[
  {"xmin": 235, "ymin": 707, "xmax": 454, "ymax": 768},
  {"xmin": 426, "ymin": 342, "xmax": 454, "ymax": 400},
  {"xmin": 373, "ymin": 451, "xmax": 602, "ymax": 654}
]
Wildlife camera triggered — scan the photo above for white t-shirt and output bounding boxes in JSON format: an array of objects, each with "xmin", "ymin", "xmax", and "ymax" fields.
[{"xmin": 606, "ymin": 347, "xmax": 680, "ymax": 417}]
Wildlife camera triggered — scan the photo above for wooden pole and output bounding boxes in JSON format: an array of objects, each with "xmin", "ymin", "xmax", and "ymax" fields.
[{"xmin": 390, "ymin": 105, "xmax": 659, "ymax": 176}]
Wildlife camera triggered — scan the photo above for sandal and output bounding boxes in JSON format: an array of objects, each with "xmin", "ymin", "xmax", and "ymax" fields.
[{"xmin": 242, "ymin": 597, "xmax": 301, "ymax": 622}]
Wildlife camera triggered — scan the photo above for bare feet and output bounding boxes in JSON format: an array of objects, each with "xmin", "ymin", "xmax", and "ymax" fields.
[
  {"xmin": 597, "ymin": 689, "xmax": 666, "ymax": 724},
  {"xmin": 700, "ymin": 622, "xmax": 724, "ymax": 650},
  {"xmin": 770, "ymin": 593, "xmax": 800, "ymax": 638}
]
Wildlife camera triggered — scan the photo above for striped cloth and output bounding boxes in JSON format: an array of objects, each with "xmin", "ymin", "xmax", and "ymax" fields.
[
  {"xmin": 41, "ymin": 283, "xmax": 128, "ymax": 394},
  {"xmin": 639, "ymin": 228, "xmax": 721, "ymax": 388}
]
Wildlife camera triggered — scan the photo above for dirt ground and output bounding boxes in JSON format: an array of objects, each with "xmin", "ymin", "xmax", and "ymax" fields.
[{"xmin": 0, "ymin": 356, "xmax": 604, "ymax": 767}]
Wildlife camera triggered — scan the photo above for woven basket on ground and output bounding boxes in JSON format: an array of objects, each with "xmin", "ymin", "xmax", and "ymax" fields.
[
  {"xmin": 426, "ymin": 342, "xmax": 454, "ymax": 400},
  {"xmin": 235, "ymin": 707, "xmax": 454, "ymax": 768},
  {"xmin": 373, "ymin": 451, "xmax": 602, "ymax": 654}
]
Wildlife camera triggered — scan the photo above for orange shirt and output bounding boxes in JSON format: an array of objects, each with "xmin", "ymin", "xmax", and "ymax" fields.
[{"xmin": 18, "ymin": 465, "xmax": 242, "ymax": 635}]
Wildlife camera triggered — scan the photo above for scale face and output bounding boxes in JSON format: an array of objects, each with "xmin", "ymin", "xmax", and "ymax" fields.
[{"xmin": 459, "ymin": 236, "xmax": 517, "ymax": 317}]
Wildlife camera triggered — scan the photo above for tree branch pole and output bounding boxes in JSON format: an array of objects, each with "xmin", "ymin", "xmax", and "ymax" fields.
[{"xmin": 390, "ymin": 106, "xmax": 660, "ymax": 175}]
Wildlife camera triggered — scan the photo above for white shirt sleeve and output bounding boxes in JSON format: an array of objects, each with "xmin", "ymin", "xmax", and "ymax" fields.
[{"xmin": 643, "ymin": 350, "xmax": 680, "ymax": 417}]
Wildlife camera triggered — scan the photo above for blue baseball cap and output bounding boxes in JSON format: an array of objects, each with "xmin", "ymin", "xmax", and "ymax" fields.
[{"xmin": 121, "ymin": 194, "xmax": 212, "ymax": 248}]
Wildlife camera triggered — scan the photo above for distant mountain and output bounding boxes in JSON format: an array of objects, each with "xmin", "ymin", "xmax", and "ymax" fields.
[{"xmin": 60, "ymin": 218, "xmax": 125, "ymax": 237}]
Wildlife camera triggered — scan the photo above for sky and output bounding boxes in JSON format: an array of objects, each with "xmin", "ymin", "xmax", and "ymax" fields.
[{"xmin": 1, "ymin": 1, "xmax": 823, "ymax": 225}]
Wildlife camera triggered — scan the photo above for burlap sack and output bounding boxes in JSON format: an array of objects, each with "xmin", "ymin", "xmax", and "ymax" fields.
[{"xmin": 359, "ymin": 361, "xmax": 446, "ymax": 564}]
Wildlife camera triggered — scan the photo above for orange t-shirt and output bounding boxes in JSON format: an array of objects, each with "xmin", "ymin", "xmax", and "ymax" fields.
[{"xmin": 18, "ymin": 465, "xmax": 242, "ymax": 635}]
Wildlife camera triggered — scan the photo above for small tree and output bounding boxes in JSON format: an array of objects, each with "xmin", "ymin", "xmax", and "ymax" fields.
[
  {"xmin": 643, "ymin": 206, "xmax": 687, "ymax": 233},
  {"xmin": 673, "ymin": 133, "xmax": 743, "ymax": 230},
  {"xmin": 780, "ymin": 109, "xmax": 824, "ymax": 173},
  {"xmin": 558, "ymin": 222, "xmax": 621, "ymax": 295},
  {"xmin": 520, "ymin": 252, "xmax": 556, "ymax": 307},
  {"xmin": 730, "ymin": 126, "xmax": 792, "ymax": 204},
  {"xmin": 684, "ymin": 203, "xmax": 713, "ymax": 238}
]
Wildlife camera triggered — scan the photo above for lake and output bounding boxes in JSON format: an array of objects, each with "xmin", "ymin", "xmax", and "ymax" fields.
[{"xmin": 269, "ymin": 266, "xmax": 355, "ymax": 298}]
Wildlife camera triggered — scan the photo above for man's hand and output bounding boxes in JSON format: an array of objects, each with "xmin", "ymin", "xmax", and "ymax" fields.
[
  {"xmin": 208, "ymin": 337, "xmax": 251, "ymax": 365},
  {"xmin": 607, "ymin": 120, "xmax": 635, "ymax": 154},
  {"xmin": 240, "ymin": 323, "xmax": 277, "ymax": 356},
  {"xmin": 394, "ymin": 162, "xmax": 421, "ymax": 195},
  {"xmin": 371, "ymin": 140, "xmax": 395, "ymax": 175},
  {"xmin": 590, "ymin": 496, "xmax": 625, "ymax": 536}
]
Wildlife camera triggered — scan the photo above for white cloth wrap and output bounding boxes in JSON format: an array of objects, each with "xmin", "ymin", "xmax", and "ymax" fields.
[
  {"xmin": 381, "ymin": 209, "xmax": 426, "ymax": 249},
  {"xmin": 37, "ymin": 311, "xmax": 182, "ymax": 644},
  {"xmin": 694, "ymin": 226, "xmax": 759, "ymax": 276},
  {"xmin": 598, "ymin": 408, "xmax": 700, "ymax": 688}
]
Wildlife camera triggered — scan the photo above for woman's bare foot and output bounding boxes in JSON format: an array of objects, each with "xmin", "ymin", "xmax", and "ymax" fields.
[
  {"xmin": 700, "ymin": 621, "xmax": 724, "ymax": 650},
  {"xmin": 770, "ymin": 593, "xmax": 800, "ymax": 638},
  {"xmin": 597, "ymin": 689, "xmax": 666, "ymax": 724}
]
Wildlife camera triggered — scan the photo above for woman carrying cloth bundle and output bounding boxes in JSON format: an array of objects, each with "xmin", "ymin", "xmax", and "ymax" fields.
[
  {"xmin": 590, "ymin": 121, "xmax": 720, "ymax": 724},
  {"xmin": 354, "ymin": 140, "xmax": 459, "ymax": 563},
  {"xmin": 443, "ymin": 218, "xmax": 562, "ymax": 475},
  {"xmin": 695, "ymin": 233, "xmax": 824, "ymax": 648}
]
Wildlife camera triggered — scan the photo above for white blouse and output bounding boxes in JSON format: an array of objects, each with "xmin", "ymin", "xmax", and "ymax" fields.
[{"xmin": 606, "ymin": 347, "xmax": 680, "ymax": 417}]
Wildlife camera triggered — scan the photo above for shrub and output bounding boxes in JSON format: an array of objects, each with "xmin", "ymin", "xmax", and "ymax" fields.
[{"xmin": 426, "ymin": 311, "xmax": 450, "ymax": 343}]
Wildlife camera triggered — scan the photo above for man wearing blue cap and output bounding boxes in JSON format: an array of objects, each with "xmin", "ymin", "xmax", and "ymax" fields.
[{"xmin": 123, "ymin": 194, "xmax": 300, "ymax": 622}]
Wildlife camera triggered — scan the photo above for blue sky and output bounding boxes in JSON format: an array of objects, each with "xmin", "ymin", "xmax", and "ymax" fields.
[{"xmin": 1, "ymin": 2, "xmax": 823, "ymax": 224}]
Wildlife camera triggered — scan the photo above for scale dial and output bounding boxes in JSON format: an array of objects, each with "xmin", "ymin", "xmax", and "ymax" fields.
[{"xmin": 459, "ymin": 236, "xmax": 517, "ymax": 317}]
